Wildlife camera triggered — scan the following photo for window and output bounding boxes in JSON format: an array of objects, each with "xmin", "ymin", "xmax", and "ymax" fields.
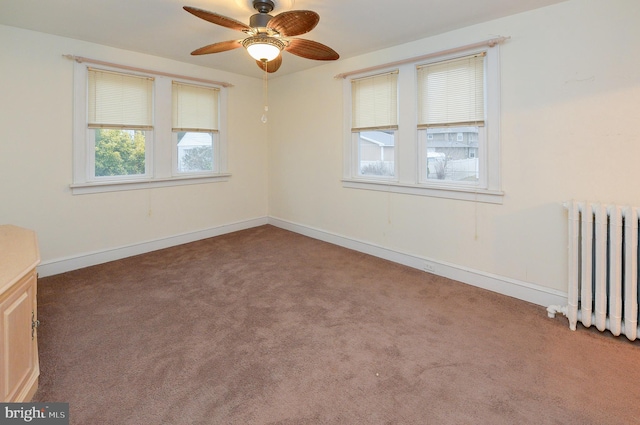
[
  {"xmin": 87, "ymin": 68, "xmax": 153, "ymax": 180},
  {"xmin": 417, "ymin": 54, "xmax": 484, "ymax": 185},
  {"xmin": 342, "ymin": 43, "xmax": 502, "ymax": 204},
  {"xmin": 72, "ymin": 62, "xmax": 228, "ymax": 194},
  {"xmin": 350, "ymin": 71, "xmax": 398, "ymax": 179},
  {"xmin": 172, "ymin": 82, "xmax": 219, "ymax": 174}
]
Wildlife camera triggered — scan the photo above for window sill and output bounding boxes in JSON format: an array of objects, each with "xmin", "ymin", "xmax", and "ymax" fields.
[
  {"xmin": 341, "ymin": 178, "xmax": 504, "ymax": 204},
  {"xmin": 70, "ymin": 174, "xmax": 231, "ymax": 195}
]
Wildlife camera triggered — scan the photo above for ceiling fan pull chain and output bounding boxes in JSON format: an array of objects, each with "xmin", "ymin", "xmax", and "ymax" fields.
[{"xmin": 261, "ymin": 61, "xmax": 269, "ymax": 124}]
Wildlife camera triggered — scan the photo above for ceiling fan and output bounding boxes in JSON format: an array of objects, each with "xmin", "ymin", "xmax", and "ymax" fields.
[{"xmin": 184, "ymin": 0, "xmax": 339, "ymax": 73}]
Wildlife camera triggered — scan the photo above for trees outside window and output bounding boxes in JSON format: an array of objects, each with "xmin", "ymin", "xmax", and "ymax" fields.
[{"xmin": 94, "ymin": 129, "xmax": 146, "ymax": 177}]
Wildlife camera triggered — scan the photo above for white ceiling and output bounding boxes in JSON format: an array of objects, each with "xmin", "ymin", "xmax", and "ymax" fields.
[{"xmin": 0, "ymin": 0, "xmax": 567, "ymax": 78}]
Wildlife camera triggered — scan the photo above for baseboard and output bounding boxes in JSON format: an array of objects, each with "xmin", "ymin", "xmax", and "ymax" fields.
[
  {"xmin": 268, "ymin": 216, "xmax": 568, "ymax": 308},
  {"xmin": 37, "ymin": 215, "xmax": 569, "ymax": 308},
  {"xmin": 37, "ymin": 217, "xmax": 269, "ymax": 277}
]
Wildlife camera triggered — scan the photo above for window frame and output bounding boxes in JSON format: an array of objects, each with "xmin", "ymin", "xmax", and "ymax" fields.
[
  {"xmin": 72, "ymin": 62, "xmax": 229, "ymax": 195},
  {"xmin": 342, "ymin": 44, "xmax": 503, "ymax": 204},
  {"xmin": 350, "ymin": 70, "xmax": 399, "ymax": 181},
  {"xmin": 352, "ymin": 130, "xmax": 398, "ymax": 180},
  {"xmin": 418, "ymin": 126, "xmax": 485, "ymax": 187},
  {"xmin": 172, "ymin": 131, "xmax": 219, "ymax": 176},
  {"xmin": 171, "ymin": 81, "xmax": 221, "ymax": 176},
  {"xmin": 88, "ymin": 128, "xmax": 154, "ymax": 181}
]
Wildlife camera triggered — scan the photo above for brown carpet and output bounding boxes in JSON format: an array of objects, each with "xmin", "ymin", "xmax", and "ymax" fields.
[{"xmin": 34, "ymin": 225, "xmax": 639, "ymax": 424}]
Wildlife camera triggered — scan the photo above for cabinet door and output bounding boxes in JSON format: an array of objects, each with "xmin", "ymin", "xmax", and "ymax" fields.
[{"xmin": 0, "ymin": 272, "xmax": 37, "ymax": 402}]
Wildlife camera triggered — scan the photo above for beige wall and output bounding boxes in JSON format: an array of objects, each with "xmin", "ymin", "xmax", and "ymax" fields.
[
  {"xmin": 0, "ymin": 25, "xmax": 268, "ymax": 264},
  {"xmin": 2, "ymin": 0, "xmax": 638, "ymax": 298},
  {"xmin": 268, "ymin": 0, "xmax": 640, "ymax": 294}
]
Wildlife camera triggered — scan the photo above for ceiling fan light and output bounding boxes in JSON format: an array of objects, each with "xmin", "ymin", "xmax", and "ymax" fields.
[
  {"xmin": 247, "ymin": 43, "xmax": 280, "ymax": 61},
  {"xmin": 242, "ymin": 36, "xmax": 284, "ymax": 62}
]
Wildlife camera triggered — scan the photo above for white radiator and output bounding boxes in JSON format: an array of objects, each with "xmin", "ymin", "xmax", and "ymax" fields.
[{"xmin": 547, "ymin": 201, "xmax": 640, "ymax": 341}]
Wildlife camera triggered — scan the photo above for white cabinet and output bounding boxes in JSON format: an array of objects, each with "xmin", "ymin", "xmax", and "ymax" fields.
[{"xmin": 0, "ymin": 225, "xmax": 40, "ymax": 402}]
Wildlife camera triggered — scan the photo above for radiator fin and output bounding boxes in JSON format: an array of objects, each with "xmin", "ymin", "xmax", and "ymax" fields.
[{"xmin": 565, "ymin": 201, "xmax": 640, "ymax": 341}]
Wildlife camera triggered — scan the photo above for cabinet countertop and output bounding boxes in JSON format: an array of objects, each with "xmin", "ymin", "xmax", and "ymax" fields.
[{"xmin": 0, "ymin": 225, "xmax": 41, "ymax": 296}]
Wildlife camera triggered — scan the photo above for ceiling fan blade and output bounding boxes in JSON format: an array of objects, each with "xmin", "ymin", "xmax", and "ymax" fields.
[
  {"xmin": 183, "ymin": 6, "xmax": 251, "ymax": 32},
  {"xmin": 191, "ymin": 40, "xmax": 242, "ymax": 55},
  {"xmin": 285, "ymin": 39, "xmax": 339, "ymax": 61},
  {"xmin": 256, "ymin": 55, "xmax": 283, "ymax": 73},
  {"xmin": 267, "ymin": 10, "xmax": 319, "ymax": 37}
]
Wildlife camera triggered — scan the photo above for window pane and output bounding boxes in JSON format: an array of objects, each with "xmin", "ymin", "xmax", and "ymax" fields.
[
  {"xmin": 94, "ymin": 129, "xmax": 146, "ymax": 177},
  {"xmin": 177, "ymin": 132, "xmax": 214, "ymax": 173},
  {"xmin": 357, "ymin": 130, "xmax": 395, "ymax": 177},
  {"xmin": 423, "ymin": 127, "xmax": 478, "ymax": 182}
]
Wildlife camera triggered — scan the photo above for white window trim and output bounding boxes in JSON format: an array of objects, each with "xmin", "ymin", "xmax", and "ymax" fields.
[
  {"xmin": 72, "ymin": 62, "xmax": 229, "ymax": 195},
  {"xmin": 342, "ymin": 43, "xmax": 503, "ymax": 204}
]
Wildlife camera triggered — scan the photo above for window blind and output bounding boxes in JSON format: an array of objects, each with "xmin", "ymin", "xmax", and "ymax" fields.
[
  {"xmin": 88, "ymin": 68, "xmax": 154, "ymax": 129},
  {"xmin": 351, "ymin": 71, "xmax": 398, "ymax": 131},
  {"xmin": 172, "ymin": 82, "xmax": 219, "ymax": 132},
  {"xmin": 417, "ymin": 53, "xmax": 485, "ymax": 128}
]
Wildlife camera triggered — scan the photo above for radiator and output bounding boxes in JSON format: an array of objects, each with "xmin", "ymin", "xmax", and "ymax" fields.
[{"xmin": 547, "ymin": 201, "xmax": 640, "ymax": 341}]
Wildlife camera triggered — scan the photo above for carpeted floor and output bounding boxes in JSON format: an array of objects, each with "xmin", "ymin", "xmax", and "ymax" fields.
[{"xmin": 34, "ymin": 225, "xmax": 640, "ymax": 424}]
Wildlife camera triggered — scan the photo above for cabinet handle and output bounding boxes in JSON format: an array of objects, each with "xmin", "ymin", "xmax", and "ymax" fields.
[{"xmin": 32, "ymin": 311, "xmax": 40, "ymax": 340}]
